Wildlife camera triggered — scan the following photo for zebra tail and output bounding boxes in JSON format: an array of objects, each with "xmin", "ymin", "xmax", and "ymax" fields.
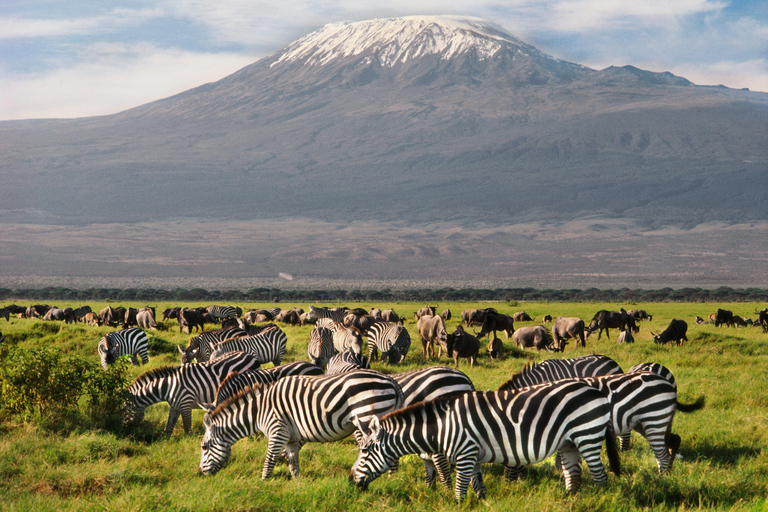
[
  {"xmin": 605, "ymin": 423, "xmax": 621, "ymax": 477},
  {"xmin": 676, "ymin": 395, "xmax": 705, "ymax": 413}
]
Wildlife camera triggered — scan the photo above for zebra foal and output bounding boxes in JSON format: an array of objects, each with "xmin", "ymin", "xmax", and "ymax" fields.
[
  {"xmin": 199, "ymin": 369, "xmax": 404, "ymax": 479},
  {"xmin": 350, "ymin": 380, "xmax": 620, "ymax": 502}
]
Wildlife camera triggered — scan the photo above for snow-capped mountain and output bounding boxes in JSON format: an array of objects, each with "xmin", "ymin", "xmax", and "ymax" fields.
[{"xmin": 1, "ymin": 16, "xmax": 766, "ymax": 283}]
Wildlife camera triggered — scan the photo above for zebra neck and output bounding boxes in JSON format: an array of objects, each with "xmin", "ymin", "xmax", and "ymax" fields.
[
  {"xmin": 128, "ymin": 375, "xmax": 173, "ymax": 408},
  {"xmin": 386, "ymin": 409, "xmax": 441, "ymax": 456}
]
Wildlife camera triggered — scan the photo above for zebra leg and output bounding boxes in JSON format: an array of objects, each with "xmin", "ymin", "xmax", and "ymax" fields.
[
  {"xmin": 433, "ymin": 454, "xmax": 453, "ymax": 489},
  {"xmin": 165, "ymin": 408, "xmax": 181, "ymax": 435},
  {"xmin": 619, "ymin": 432, "xmax": 632, "ymax": 451},
  {"xmin": 284, "ymin": 442, "xmax": 302, "ymax": 478},
  {"xmin": 666, "ymin": 432, "xmax": 681, "ymax": 472},
  {"xmin": 554, "ymin": 450, "xmax": 564, "ymax": 471},
  {"xmin": 503, "ymin": 465, "xmax": 528, "ymax": 481},
  {"xmin": 388, "ymin": 458, "xmax": 400, "ymax": 478},
  {"xmin": 470, "ymin": 463, "xmax": 486, "ymax": 500},
  {"xmin": 262, "ymin": 432, "xmax": 290, "ymax": 480},
  {"xmin": 453, "ymin": 450, "xmax": 479, "ymax": 502},
  {"xmin": 558, "ymin": 443, "xmax": 584, "ymax": 493},
  {"xmin": 578, "ymin": 437, "xmax": 610, "ymax": 486}
]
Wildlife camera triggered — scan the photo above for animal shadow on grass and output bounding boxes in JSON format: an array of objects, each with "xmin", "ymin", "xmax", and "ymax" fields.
[{"xmin": 686, "ymin": 439, "xmax": 761, "ymax": 467}]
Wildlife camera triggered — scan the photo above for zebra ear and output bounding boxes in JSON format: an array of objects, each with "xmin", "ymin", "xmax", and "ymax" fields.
[
  {"xmin": 352, "ymin": 415, "xmax": 369, "ymax": 436},
  {"xmin": 369, "ymin": 416, "xmax": 381, "ymax": 437},
  {"xmin": 203, "ymin": 412, "xmax": 213, "ymax": 429}
]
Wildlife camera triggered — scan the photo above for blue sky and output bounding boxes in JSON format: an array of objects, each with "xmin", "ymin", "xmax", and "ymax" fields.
[{"xmin": 1, "ymin": 0, "xmax": 766, "ymax": 120}]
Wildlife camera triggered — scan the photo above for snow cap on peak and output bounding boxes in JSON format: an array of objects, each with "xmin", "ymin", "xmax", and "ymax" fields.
[{"xmin": 272, "ymin": 15, "xmax": 531, "ymax": 68}]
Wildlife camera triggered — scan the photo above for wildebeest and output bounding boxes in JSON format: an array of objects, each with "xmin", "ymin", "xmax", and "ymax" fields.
[
  {"xmin": 714, "ymin": 309, "xmax": 734, "ymax": 328},
  {"xmin": 758, "ymin": 308, "xmax": 768, "ymax": 333},
  {"xmin": 441, "ymin": 309, "xmax": 452, "ymax": 321},
  {"xmin": 276, "ymin": 309, "xmax": 302, "ymax": 325},
  {"xmin": 163, "ymin": 307, "xmax": 181, "ymax": 321},
  {"xmin": 461, "ymin": 308, "xmax": 497, "ymax": 327},
  {"xmin": 344, "ymin": 313, "xmax": 378, "ymax": 333},
  {"xmin": 0, "ymin": 308, "xmax": 9, "ymax": 322},
  {"xmin": 414, "ymin": 305, "xmax": 437, "ymax": 320},
  {"xmin": 616, "ymin": 330, "xmax": 634, "ymax": 344},
  {"xmin": 29, "ymin": 304, "xmax": 56, "ymax": 318},
  {"xmin": 542, "ymin": 314, "xmax": 552, "ymax": 323},
  {"xmin": 416, "ymin": 314, "xmax": 448, "ymax": 359},
  {"xmin": 474, "ymin": 312, "xmax": 515, "ymax": 339},
  {"xmin": 73, "ymin": 305, "xmax": 93, "ymax": 322},
  {"xmin": 0, "ymin": 330, "xmax": 4, "ymax": 343},
  {"xmin": 487, "ymin": 337, "xmax": 503, "ymax": 360},
  {"xmin": 381, "ymin": 309, "xmax": 400, "ymax": 324},
  {"xmin": 123, "ymin": 307, "xmax": 139, "ymax": 328},
  {"xmin": 628, "ymin": 309, "xmax": 653, "ymax": 322},
  {"xmin": 445, "ymin": 326, "xmax": 479, "ymax": 368},
  {"xmin": 83, "ymin": 312, "xmax": 101, "ymax": 326},
  {"xmin": 652, "ymin": 319, "xmax": 688, "ymax": 346},
  {"xmin": 513, "ymin": 311, "xmax": 533, "ymax": 322},
  {"xmin": 137, "ymin": 306, "xmax": 158, "ymax": 330},
  {"xmin": 99, "ymin": 306, "xmax": 124, "ymax": 327},
  {"xmin": 551, "ymin": 316, "xmax": 586, "ymax": 350},
  {"xmin": 512, "ymin": 325, "xmax": 559, "ymax": 351},
  {"xmin": 43, "ymin": 307, "xmax": 75, "ymax": 323},
  {"xmin": 585, "ymin": 309, "xmax": 636, "ymax": 340},
  {"xmin": 178, "ymin": 308, "xmax": 204, "ymax": 334},
  {"xmin": 4, "ymin": 305, "xmax": 26, "ymax": 316},
  {"xmin": 369, "ymin": 308, "xmax": 382, "ymax": 318}
]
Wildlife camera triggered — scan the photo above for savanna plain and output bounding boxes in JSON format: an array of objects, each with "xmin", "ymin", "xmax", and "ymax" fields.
[{"xmin": 1, "ymin": 300, "xmax": 767, "ymax": 512}]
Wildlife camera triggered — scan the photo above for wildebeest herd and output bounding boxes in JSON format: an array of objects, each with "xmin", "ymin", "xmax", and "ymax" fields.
[{"xmin": 4, "ymin": 301, "xmax": 765, "ymax": 501}]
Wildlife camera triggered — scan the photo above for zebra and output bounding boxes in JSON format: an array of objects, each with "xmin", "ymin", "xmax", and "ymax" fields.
[
  {"xmin": 390, "ymin": 366, "xmax": 476, "ymax": 488},
  {"xmin": 97, "ymin": 328, "xmax": 149, "ymax": 369},
  {"xmin": 621, "ymin": 362, "xmax": 678, "ymax": 450},
  {"xmin": 178, "ymin": 327, "xmax": 247, "ymax": 364},
  {"xmin": 350, "ymin": 379, "xmax": 620, "ymax": 502},
  {"xmin": 206, "ymin": 305, "xmax": 240, "ymax": 321},
  {"xmin": 367, "ymin": 320, "xmax": 411, "ymax": 364},
  {"xmin": 199, "ymin": 369, "xmax": 404, "ymax": 478},
  {"xmin": 326, "ymin": 352, "xmax": 370, "ymax": 374},
  {"xmin": 500, "ymin": 371, "xmax": 705, "ymax": 477},
  {"xmin": 214, "ymin": 361, "xmax": 324, "ymax": 404},
  {"xmin": 123, "ymin": 351, "xmax": 262, "ymax": 434},
  {"xmin": 331, "ymin": 322, "xmax": 363, "ymax": 355},
  {"xmin": 307, "ymin": 318, "xmax": 335, "ymax": 367},
  {"xmin": 210, "ymin": 327, "xmax": 288, "ymax": 366},
  {"xmin": 306, "ymin": 305, "xmax": 348, "ymax": 324}
]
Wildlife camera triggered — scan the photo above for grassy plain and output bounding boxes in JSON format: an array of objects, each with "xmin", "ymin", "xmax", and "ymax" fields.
[{"xmin": 1, "ymin": 300, "xmax": 767, "ymax": 511}]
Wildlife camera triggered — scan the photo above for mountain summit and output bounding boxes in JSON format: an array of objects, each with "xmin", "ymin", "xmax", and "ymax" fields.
[{"xmin": 1, "ymin": 15, "xmax": 766, "ymax": 285}]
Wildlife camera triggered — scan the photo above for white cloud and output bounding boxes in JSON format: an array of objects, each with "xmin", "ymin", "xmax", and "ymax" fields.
[
  {"xmin": 0, "ymin": 45, "xmax": 255, "ymax": 120},
  {"xmin": 0, "ymin": 8, "xmax": 165, "ymax": 39}
]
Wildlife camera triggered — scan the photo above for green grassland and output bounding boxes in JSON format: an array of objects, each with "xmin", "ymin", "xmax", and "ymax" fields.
[{"xmin": 1, "ymin": 300, "xmax": 767, "ymax": 511}]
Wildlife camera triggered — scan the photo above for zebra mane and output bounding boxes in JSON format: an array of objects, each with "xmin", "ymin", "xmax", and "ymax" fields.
[
  {"xmin": 216, "ymin": 370, "xmax": 241, "ymax": 397},
  {"xmin": 210, "ymin": 382, "xmax": 268, "ymax": 418},
  {"xmin": 498, "ymin": 361, "xmax": 540, "ymax": 392},
  {"xmin": 129, "ymin": 365, "xmax": 180, "ymax": 388}
]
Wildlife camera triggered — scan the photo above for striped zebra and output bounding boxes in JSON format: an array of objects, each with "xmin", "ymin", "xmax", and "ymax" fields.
[
  {"xmin": 199, "ymin": 369, "xmax": 404, "ymax": 478},
  {"xmin": 97, "ymin": 328, "xmax": 149, "ymax": 369},
  {"xmin": 178, "ymin": 327, "xmax": 247, "ymax": 364},
  {"xmin": 123, "ymin": 351, "xmax": 261, "ymax": 434},
  {"xmin": 307, "ymin": 318, "xmax": 335, "ymax": 367},
  {"xmin": 326, "ymin": 352, "xmax": 370, "ymax": 374},
  {"xmin": 210, "ymin": 327, "xmax": 288, "ymax": 366},
  {"xmin": 206, "ymin": 305, "xmax": 240, "ymax": 321},
  {"xmin": 331, "ymin": 322, "xmax": 363, "ymax": 355},
  {"xmin": 390, "ymin": 366, "xmax": 475, "ymax": 488},
  {"xmin": 504, "ymin": 354, "xmax": 624, "ymax": 388},
  {"xmin": 500, "ymin": 371, "xmax": 704, "ymax": 476},
  {"xmin": 621, "ymin": 362, "xmax": 677, "ymax": 450},
  {"xmin": 351, "ymin": 380, "xmax": 620, "ymax": 501},
  {"xmin": 367, "ymin": 321, "xmax": 411, "ymax": 364},
  {"xmin": 214, "ymin": 361, "xmax": 324, "ymax": 404},
  {"xmin": 307, "ymin": 305, "xmax": 348, "ymax": 323}
]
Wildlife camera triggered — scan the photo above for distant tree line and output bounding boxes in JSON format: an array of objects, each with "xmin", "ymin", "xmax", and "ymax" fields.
[{"xmin": 1, "ymin": 286, "xmax": 767, "ymax": 303}]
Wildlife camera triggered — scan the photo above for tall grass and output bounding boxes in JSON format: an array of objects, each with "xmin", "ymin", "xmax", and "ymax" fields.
[{"xmin": 1, "ymin": 300, "xmax": 767, "ymax": 511}]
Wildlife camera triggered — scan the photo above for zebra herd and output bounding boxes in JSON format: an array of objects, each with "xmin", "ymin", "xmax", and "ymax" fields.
[{"xmin": 95, "ymin": 311, "xmax": 704, "ymax": 503}]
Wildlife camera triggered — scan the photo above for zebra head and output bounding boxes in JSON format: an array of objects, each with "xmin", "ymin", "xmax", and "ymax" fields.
[
  {"xmin": 199, "ymin": 412, "xmax": 232, "ymax": 476},
  {"xmin": 98, "ymin": 337, "xmax": 115, "ymax": 368},
  {"xmin": 349, "ymin": 416, "xmax": 396, "ymax": 490},
  {"xmin": 178, "ymin": 345, "xmax": 198, "ymax": 365}
]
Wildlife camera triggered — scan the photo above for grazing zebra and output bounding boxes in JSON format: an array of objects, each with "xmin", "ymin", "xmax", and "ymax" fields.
[
  {"xmin": 331, "ymin": 322, "xmax": 363, "ymax": 355},
  {"xmin": 500, "ymin": 371, "xmax": 704, "ymax": 476},
  {"xmin": 307, "ymin": 318, "xmax": 335, "ymax": 367},
  {"xmin": 123, "ymin": 351, "xmax": 261, "ymax": 434},
  {"xmin": 326, "ymin": 352, "xmax": 370, "ymax": 374},
  {"xmin": 502, "ymin": 354, "xmax": 624, "ymax": 389},
  {"xmin": 199, "ymin": 369, "xmax": 404, "ymax": 478},
  {"xmin": 390, "ymin": 366, "xmax": 476, "ymax": 488},
  {"xmin": 210, "ymin": 327, "xmax": 288, "ymax": 366},
  {"xmin": 351, "ymin": 380, "xmax": 620, "ymax": 501},
  {"xmin": 206, "ymin": 305, "xmax": 239, "ymax": 321},
  {"xmin": 628, "ymin": 362, "xmax": 676, "ymax": 387},
  {"xmin": 307, "ymin": 305, "xmax": 348, "ymax": 324},
  {"xmin": 97, "ymin": 328, "xmax": 149, "ymax": 369},
  {"xmin": 367, "ymin": 321, "xmax": 411, "ymax": 364},
  {"xmin": 214, "ymin": 361, "xmax": 324, "ymax": 404},
  {"xmin": 178, "ymin": 327, "xmax": 247, "ymax": 364}
]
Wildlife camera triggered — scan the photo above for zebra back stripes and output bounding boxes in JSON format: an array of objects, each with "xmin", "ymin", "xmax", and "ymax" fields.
[
  {"xmin": 499, "ymin": 354, "xmax": 623, "ymax": 390},
  {"xmin": 628, "ymin": 362, "xmax": 676, "ymax": 388},
  {"xmin": 351, "ymin": 380, "xmax": 619, "ymax": 501},
  {"xmin": 206, "ymin": 305, "xmax": 239, "ymax": 320},
  {"xmin": 178, "ymin": 327, "xmax": 247, "ymax": 364},
  {"xmin": 214, "ymin": 361, "xmax": 324, "ymax": 404},
  {"xmin": 210, "ymin": 327, "xmax": 287, "ymax": 366},
  {"xmin": 199, "ymin": 369, "xmax": 404, "ymax": 478},
  {"xmin": 307, "ymin": 318, "xmax": 335, "ymax": 367},
  {"xmin": 124, "ymin": 351, "xmax": 261, "ymax": 434},
  {"xmin": 326, "ymin": 352, "xmax": 370, "ymax": 374},
  {"xmin": 307, "ymin": 305, "xmax": 348, "ymax": 324},
  {"xmin": 367, "ymin": 321, "xmax": 411, "ymax": 364},
  {"xmin": 97, "ymin": 328, "xmax": 149, "ymax": 369}
]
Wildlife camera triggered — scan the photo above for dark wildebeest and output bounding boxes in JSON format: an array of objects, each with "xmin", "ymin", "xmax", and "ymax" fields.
[
  {"xmin": 99, "ymin": 306, "xmax": 119, "ymax": 327},
  {"xmin": 732, "ymin": 316, "xmax": 747, "ymax": 327},
  {"xmin": 551, "ymin": 316, "xmax": 586, "ymax": 350},
  {"xmin": 73, "ymin": 305, "xmax": 92, "ymax": 322},
  {"xmin": 445, "ymin": 326, "xmax": 480, "ymax": 368},
  {"xmin": 513, "ymin": 311, "xmax": 533, "ymax": 322},
  {"xmin": 441, "ymin": 309, "xmax": 452, "ymax": 321},
  {"xmin": 628, "ymin": 309, "xmax": 653, "ymax": 322},
  {"xmin": 652, "ymin": 319, "xmax": 688, "ymax": 347},
  {"xmin": 123, "ymin": 307, "xmax": 139, "ymax": 328},
  {"xmin": 542, "ymin": 314, "xmax": 552, "ymax": 323},
  {"xmin": 461, "ymin": 307, "xmax": 497, "ymax": 327},
  {"xmin": 163, "ymin": 307, "xmax": 181, "ymax": 321},
  {"xmin": 694, "ymin": 316, "xmax": 707, "ymax": 324},
  {"xmin": 416, "ymin": 314, "xmax": 447, "ymax": 359},
  {"xmin": 276, "ymin": 309, "xmax": 302, "ymax": 326},
  {"xmin": 475, "ymin": 312, "xmax": 515, "ymax": 339},
  {"xmin": 414, "ymin": 305, "xmax": 437, "ymax": 320},
  {"xmin": 487, "ymin": 337, "xmax": 503, "ymax": 360},
  {"xmin": 43, "ymin": 307, "xmax": 75, "ymax": 323},
  {"xmin": 4, "ymin": 305, "xmax": 26, "ymax": 316},
  {"xmin": 30, "ymin": 304, "xmax": 56, "ymax": 317},
  {"xmin": 344, "ymin": 313, "xmax": 378, "ymax": 333},
  {"xmin": 714, "ymin": 309, "xmax": 734, "ymax": 328},
  {"xmin": 585, "ymin": 309, "xmax": 636, "ymax": 340},
  {"xmin": 0, "ymin": 308, "xmax": 10, "ymax": 322},
  {"xmin": 512, "ymin": 325, "xmax": 560, "ymax": 352},
  {"xmin": 381, "ymin": 309, "xmax": 401, "ymax": 324},
  {"xmin": 178, "ymin": 308, "xmax": 204, "ymax": 334},
  {"xmin": 758, "ymin": 308, "xmax": 768, "ymax": 333},
  {"xmin": 137, "ymin": 306, "xmax": 158, "ymax": 330}
]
